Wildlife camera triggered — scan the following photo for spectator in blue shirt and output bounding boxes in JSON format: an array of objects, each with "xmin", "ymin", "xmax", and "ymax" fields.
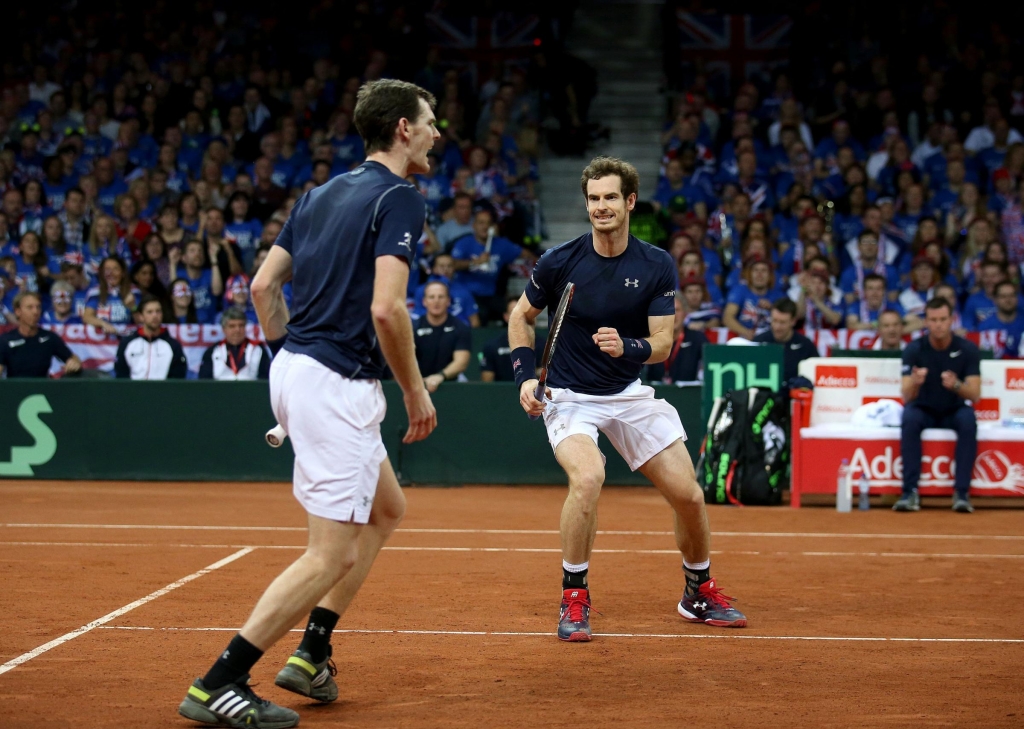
[
  {"xmin": 844, "ymin": 273, "xmax": 904, "ymax": 330},
  {"xmin": 451, "ymin": 207, "xmax": 534, "ymax": 324},
  {"xmin": 93, "ymin": 157, "xmax": 127, "ymax": 215},
  {"xmin": 987, "ymin": 168, "xmax": 1015, "ymax": 215},
  {"xmin": 978, "ymin": 281, "xmax": 1024, "ymax": 358},
  {"xmin": 653, "ymin": 157, "xmax": 709, "ymax": 219},
  {"xmin": 178, "ymin": 110, "xmax": 211, "ymax": 178},
  {"xmin": 327, "ymin": 110, "xmax": 365, "ymax": 170},
  {"xmin": 814, "ymin": 120, "xmax": 866, "ymax": 165},
  {"xmin": 410, "ymin": 253, "xmax": 480, "ymax": 327},
  {"xmin": 176, "ymin": 239, "xmax": 222, "ymax": 324},
  {"xmin": 963, "ymin": 260, "xmax": 1009, "ymax": 329},
  {"xmin": 81, "ymin": 111, "xmax": 113, "ymax": 160},
  {"xmin": 414, "ymin": 153, "xmax": 452, "ymax": 223},
  {"xmin": 678, "ymin": 249, "xmax": 724, "ymax": 307},
  {"xmin": 435, "ymin": 192, "xmax": 476, "ymax": 253},
  {"xmin": 250, "ymin": 133, "xmax": 297, "ymax": 189},
  {"xmin": 82, "ymin": 256, "xmax": 138, "ymax": 334},
  {"xmin": 41, "ymin": 280, "xmax": 83, "ymax": 326},
  {"xmin": 224, "ymin": 192, "xmax": 263, "ymax": 271},
  {"xmin": 723, "ymin": 255, "xmax": 780, "ymax": 339},
  {"xmin": 839, "ymin": 230, "xmax": 901, "ymax": 303}
]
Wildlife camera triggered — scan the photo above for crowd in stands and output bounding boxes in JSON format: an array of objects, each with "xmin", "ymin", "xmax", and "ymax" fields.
[
  {"xmin": 0, "ymin": 2, "xmax": 553, "ymax": 379},
  {"xmin": 647, "ymin": 6, "xmax": 1024, "ymax": 362},
  {"xmin": 7, "ymin": 2, "xmax": 1024, "ymax": 387}
]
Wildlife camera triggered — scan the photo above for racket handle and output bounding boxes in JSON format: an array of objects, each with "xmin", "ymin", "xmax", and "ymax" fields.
[{"xmin": 528, "ymin": 381, "xmax": 545, "ymax": 421}]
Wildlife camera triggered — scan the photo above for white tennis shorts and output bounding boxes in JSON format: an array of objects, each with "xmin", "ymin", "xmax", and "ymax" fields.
[
  {"xmin": 542, "ymin": 379, "xmax": 687, "ymax": 471},
  {"xmin": 269, "ymin": 350, "xmax": 386, "ymax": 524}
]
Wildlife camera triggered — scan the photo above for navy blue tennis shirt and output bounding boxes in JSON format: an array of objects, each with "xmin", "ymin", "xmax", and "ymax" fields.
[
  {"xmin": 274, "ymin": 161, "xmax": 425, "ymax": 379},
  {"xmin": 525, "ymin": 233, "xmax": 677, "ymax": 395}
]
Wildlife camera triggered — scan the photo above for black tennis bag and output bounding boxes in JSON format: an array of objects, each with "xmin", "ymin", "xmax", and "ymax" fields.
[{"xmin": 700, "ymin": 388, "xmax": 788, "ymax": 506}]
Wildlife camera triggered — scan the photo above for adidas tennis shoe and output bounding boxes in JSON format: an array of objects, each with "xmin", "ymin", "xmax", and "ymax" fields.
[
  {"xmin": 558, "ymin": 588, "xmax": 592, "ymax": 642},
  {"xmin": 275, "ymin": 647, "xmax": 338, "ymax": 702},
  {"xmin": 178, "ymin": 675, "xmax": 299, "ymax": 728},
  {"xmin": 678, "ymin": 578, "xmax": 747, "ymax": 627}
]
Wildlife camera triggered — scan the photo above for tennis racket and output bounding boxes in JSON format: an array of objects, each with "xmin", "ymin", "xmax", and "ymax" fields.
[{"xmin": 529, "ymin": 282, "xmax": 575, "ymax": 421}]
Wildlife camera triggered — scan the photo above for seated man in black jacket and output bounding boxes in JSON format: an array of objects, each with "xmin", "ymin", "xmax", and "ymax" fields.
[
  {"xmin": 0, "ymin": 291, "xmax": 82, "ymax": 378},
  {"xmin": 753, "ymin": 298, "xmax": 818, "ymax": 382},
  {"xmin": 114, "ymin": 295, "xmax": 188, "ymax": 380},
  {"xmin": 199, "ymin": 307, "xmax": 270, "ymax": 380}
]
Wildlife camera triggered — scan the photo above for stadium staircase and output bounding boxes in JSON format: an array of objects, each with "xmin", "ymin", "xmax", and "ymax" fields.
[{"xmin": 538, "ymin": 1, "xmax": 665, "ymax": 249}]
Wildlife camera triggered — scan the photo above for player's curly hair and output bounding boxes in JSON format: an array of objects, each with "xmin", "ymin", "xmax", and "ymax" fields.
[
  {"xmin": 579, "ymin": 156, "xmax": 640, "ymax": 200},
  {"xmin": 354, "ymin": 80, "xmax": 436, "ymax": 155}
]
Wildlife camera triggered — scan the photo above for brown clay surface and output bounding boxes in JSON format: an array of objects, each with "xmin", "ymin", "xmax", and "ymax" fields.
[{"xmin": 0, "ymin": 481, "xmax": 1022, "ymax": 728}]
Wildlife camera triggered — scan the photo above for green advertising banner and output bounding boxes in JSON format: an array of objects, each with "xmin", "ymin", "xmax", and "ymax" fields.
[
  {"xmin": 701, "ymin": 344, "xmax": 784, "ymax": 420},
  {"xmin": 0, "ymin": 381, "xmax": 704, "ymax": 485}
]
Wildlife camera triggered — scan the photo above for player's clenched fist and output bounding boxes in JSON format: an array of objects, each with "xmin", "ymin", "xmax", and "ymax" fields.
[
  {"xmin": 593, "ymin": 327, "xmax": 623, "ymax": 357},
  {"xmin": 519, "ymin": 378, "xmax": 549, "ymax": 416}
]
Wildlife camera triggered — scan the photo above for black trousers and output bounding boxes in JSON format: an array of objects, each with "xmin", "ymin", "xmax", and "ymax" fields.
[{"xmin": 900, "ymin": 403, "xmax": 977, "ymax": 497}]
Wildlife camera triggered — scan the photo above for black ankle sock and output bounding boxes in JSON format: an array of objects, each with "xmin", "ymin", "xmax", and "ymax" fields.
[
  {"xmin": 683, "ymin": 565, "xmax": 711, "ymax": 596},
  {"xmin": 562, "ymin": 568, "xmax": 588, "ymax": 590},
  {"xmin": 203, "ymin": 634, "xmax": 264, "ymax": 690},
  {"xmin": 297, "ymin": 607, "xmax": 340, "ymax": 663}
]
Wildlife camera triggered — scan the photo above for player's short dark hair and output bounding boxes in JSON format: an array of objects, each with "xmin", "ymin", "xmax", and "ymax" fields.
[
  {"xmin": 863, "ymin": 273, "xmax": 886, "ymax": 288},
  {"xmin": 925, "ymin": 297, "xmax": 952, "ymax": 315},
  {"xmin": 772, "ymin": 298, "xmax": 797, "ymax": 318},
  {"xmin": 858, "ymin": 229, "xmax": 879, "ymax": 243},
  {"xmin": 580, "ymin": 156, "xmax": 640, "ymax": 200},
  {"xmin": 65, "ymin": 186, "xmax": 84, "ymax": 199},
  {"xmin": 138, "ymin": 294, "xmax": 163, "ymax": 312},
  {"xmin": 354, "ymin": 80, "xmax": 436, "ymax": 155}
]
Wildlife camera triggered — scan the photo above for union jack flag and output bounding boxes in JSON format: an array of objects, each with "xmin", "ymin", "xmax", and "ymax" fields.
[
  {"xmin": 676, "ymin": 12, "xmax": 792, "ymax": 95},
  {"xmin": 425, "ymin": 12, "xmax": 540, "ymax": 88}
]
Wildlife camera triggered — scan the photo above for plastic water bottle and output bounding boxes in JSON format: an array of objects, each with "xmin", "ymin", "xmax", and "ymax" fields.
[
  {"xmin": 836, "ymin": 459, "xmax": 852, "ymax": 512},
  {"xmin": 858, "ymin": 474, "xmax": 870, "ymax": 511}
]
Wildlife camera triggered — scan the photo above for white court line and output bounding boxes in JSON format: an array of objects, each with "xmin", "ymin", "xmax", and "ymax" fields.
[
  {"xmin": 4, "ymin": 523, "xmax": 1024, "ymax": 541},
  {"xmin": 94, "ymin": 625, "xmax": 1024, "ymax": 644},
  {"xmin": 2, "ymin": 541, "xmax": 1023, "ymax": 560},
  {"xmin": 0, "ymin": 548, "xmax": 253, "ymax": 676}
]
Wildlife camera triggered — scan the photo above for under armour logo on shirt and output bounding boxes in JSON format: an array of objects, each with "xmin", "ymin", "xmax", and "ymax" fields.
[{"xmin": 625, "ymin": 278, "xmax": 639, "ymax": 287}]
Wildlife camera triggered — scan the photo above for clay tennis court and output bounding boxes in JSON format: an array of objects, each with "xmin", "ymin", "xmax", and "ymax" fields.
[{"xmin": 1, "ymin": 480, "xmax": 1022, "ymax": 728}]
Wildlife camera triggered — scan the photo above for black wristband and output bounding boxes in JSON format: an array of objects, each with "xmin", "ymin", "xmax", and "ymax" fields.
[
  {"xmin": 621, "ymin": 337, "xmax": 652, "ymax": 363},
  {"xmin": 511, "ymin": 346, "xmax": 536, "ymax": 389}
]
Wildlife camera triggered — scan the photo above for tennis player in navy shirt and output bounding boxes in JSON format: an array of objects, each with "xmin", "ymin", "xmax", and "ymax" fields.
[
  {"xmin": 508, "ymin": 156, "xmax": 746, "ymax": 643},
  {"xmin": 895, "ymin": 297, "xmax": 982, "ymax": 514},
  {"xmin": 179, "ymin": 80, "xmax": 439, "ymax": 729}
]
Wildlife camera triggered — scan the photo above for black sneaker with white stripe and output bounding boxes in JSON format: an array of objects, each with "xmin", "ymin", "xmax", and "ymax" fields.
[{"xmin": 178, "ymin": 674, "xmax": 299, "ymax": 728}]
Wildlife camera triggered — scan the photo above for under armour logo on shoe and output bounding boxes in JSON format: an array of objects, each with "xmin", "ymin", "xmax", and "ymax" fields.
[
  {"xmin": 625, "ymin": 278, "xmax": 639, "ymax": 288},
  {"xmin": 693, "ymin": 601, "xmax": 707, "ymax": 610},
  {"xmin": 221, "ymin": 650, "xmax": 230, "ymax": 660}
]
